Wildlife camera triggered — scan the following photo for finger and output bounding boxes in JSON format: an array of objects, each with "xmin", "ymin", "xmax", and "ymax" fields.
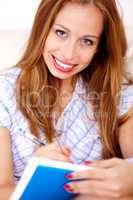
[
  {"xmin": 47, "ymin": 141, "xmax": 61, "ymax": 151},
  {"xmin": 41, "ymin": 151, "xmax": 72, "ymax": 162},
  {"xmin": 34, "ymin": 143, "xmax": 58, "ymax": 156},
  {"xmin": 63, "ymin": 147, "xmax": 71, "ymax": 155},
  {"xmin": 35, "ymin": 144, "xmax": 72, "ymax": 162},
  {"xmin": 64, "ymin": 180, "xmax": 118, "ymax": 198},
  {"xmin": 74, "ymin": 195, "xmax": 116, "ymax": 200},
  {"xmin": 74, "ymin": 195, "xmax": 109, "ymax": 200},
  {"xmin": 73, "ymin": 194, "xmax": 106, "ymax": 200},
  {"xmin": 91, "ymin": 158, "xmax": 123, "ymax": 168},
  {"xmin": 66, "ymin": 168, "xmax": 107, "ymax": 180},
  {"xmin": 74, "ymin": 194, "xmax": 133, "ymax": 200},
  {"xmin": 39, "ymin": 141, "xmax": 69, "ymax": 155},
  {"xmin": 53, "ymin": 140, "xmax": 71, "ymax": 156}
]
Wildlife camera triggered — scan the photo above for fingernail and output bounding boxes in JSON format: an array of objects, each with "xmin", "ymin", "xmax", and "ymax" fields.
[
  {"xmin": 66, "ymin": 148, "xmax": 71, "ymax": 153},
  {"xmin": 84, "ymin": 161, "xmax": 93, "ymax": 165},
  {"xmin": 65, "ymin": 174, "xmax": 73, "ymax": 179},
  {"xmin": 64, "ymin": 184, "xmax": 73, "ymax": 192},
  {"xmin": 64, "ymin": 148, "xmax": 71, "ymax": 156}
]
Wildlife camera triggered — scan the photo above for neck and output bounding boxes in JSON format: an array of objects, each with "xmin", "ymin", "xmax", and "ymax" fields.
[{"xmin": 59, "ymin": 76, "xmax": 77, "ymax": 95}]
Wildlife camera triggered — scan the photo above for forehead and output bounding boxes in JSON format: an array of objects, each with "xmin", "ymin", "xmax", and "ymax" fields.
[{"xmin": 54, "ymin": 2, "xmax": 104, "ymax": 37}]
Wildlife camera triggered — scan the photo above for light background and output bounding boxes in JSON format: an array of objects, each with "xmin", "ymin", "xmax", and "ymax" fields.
[
  {"xmin": 0, "ymin": 0, "xmax": 132, "ymax": 73},
  {"xmin": 0, "ymin": 0, "xmax": 133, "ymax": 30},
  {"xmin": 0, "ymin": 0, "xmax": 40, "ymax": 30}
]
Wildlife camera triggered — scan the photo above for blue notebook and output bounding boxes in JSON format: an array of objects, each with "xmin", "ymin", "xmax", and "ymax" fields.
[{"xmin": 10, "ymin": 157, "xmax": 92, "ymax": 200}]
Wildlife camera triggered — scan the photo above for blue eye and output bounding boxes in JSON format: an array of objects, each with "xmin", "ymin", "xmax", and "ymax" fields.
[{"xmin": 55, "ymin": 29, "xmax": 67, "ymax": 38}]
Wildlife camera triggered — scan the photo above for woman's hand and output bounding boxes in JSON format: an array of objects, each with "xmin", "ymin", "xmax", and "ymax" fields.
[
  {"xmin": 64, "ymin": 158, "xmax": 133, "ymax": 199},
  {"xmin": 34, "ymin": 141, "xmax": 72, "ymax": 162},
  {"xmin": 73, "ymin": 194, "xmax": 133, "ymax": 200}
]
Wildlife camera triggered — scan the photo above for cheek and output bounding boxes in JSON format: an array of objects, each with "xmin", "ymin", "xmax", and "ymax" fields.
[
  {"xmin": 43, "ymin": 39, "xmax": 56, "ymax": 62},
  {"xmin": 44, "ymin": 32, "xmax": 57, "ymax": 53},
  {"xmin": 80, "ymin": 50, "xmax": 96, "ymax": 66},
  {"xmin": 44, "ymin": 39, "xmax": 53, "ymax": 53}
]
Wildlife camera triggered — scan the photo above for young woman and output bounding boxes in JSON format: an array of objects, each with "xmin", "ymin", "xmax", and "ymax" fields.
[{"xmin": 0, "ymin": 0, "xmax": 132, "ymax": 199}]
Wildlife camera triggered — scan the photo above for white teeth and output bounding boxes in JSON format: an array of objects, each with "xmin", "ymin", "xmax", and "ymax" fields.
[{"xmin": 55, "ymin": 58, "xmax": 73, "ymax": 69}]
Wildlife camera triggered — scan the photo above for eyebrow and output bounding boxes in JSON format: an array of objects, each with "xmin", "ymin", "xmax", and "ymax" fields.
[{"xmin": 54, "ymin": 23, "xmax": 100, "ymax": 39}]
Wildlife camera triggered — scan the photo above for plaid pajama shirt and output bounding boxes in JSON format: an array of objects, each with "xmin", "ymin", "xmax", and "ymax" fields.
[{"xmin": 0, "ymin": 67, "xmax": 132, "ymax": 183}]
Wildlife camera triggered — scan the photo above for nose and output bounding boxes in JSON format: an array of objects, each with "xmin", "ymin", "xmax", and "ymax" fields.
[{"xmin": 61, "ymin": 40, "xmax": 77, "ymax": 61}]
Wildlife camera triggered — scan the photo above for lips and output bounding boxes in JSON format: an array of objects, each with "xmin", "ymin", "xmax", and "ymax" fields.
[{"xmin": 52, "ymin": 56, "xmax": 77, "ymax": 73}]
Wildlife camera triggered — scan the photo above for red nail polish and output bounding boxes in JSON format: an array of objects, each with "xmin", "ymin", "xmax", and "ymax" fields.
[
  {"xmin": 64, "ymin": 184, "xmax": 70, "ymax": 189},
  {"xmin": 65, "ymin": 174, "xmax": 73, "ymax": 179},
  {"xmin": 64, "ymin": 184, "xmax": 73, "ymax": 192},
  {"xmin": 67, "ymin": 188, "xmax": 73, "ymax": 192},
  {"xmin": 84, "ymin": 161, "xmax": 93, "ymax": 165}
]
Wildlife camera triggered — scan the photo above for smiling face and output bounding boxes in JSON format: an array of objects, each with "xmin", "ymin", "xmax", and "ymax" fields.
[{"xmin": 43, "ymin": 2, "xmax": 104, "ymax": 81}]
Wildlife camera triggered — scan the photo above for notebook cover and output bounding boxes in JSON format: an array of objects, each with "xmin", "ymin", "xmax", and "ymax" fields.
[
  {"xmin": 19, "ymin": 165, "xmax": 76, "ymax": 200},
  {"xmin": 10, "ymin": 157, "xmax": 91, "ymax": 200}
]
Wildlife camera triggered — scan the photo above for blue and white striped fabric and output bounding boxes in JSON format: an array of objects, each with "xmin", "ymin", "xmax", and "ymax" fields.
[{"xmin": 0, "ymin": 67, "xmax": 133, "ymax": 184}]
